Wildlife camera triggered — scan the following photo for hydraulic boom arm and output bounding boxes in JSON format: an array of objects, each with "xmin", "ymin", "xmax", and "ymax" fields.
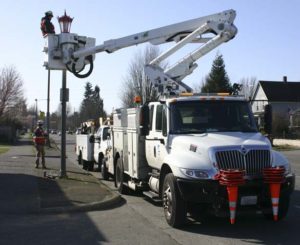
[
  {"xmin": 45, "ymin": 9, "xmax": 237, "ymax": 95},
  {"xmin": 72, "ymin": 9, "xmax": 237, "ymax": 59}
]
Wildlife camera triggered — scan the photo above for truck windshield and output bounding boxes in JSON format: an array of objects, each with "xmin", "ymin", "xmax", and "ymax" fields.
[{"xmin": 169, "ymin": 100, "xmax": 258, "ymax": 134}]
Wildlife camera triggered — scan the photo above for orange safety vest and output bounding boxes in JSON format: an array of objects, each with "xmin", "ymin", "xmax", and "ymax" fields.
[
  {"xmin": 33, "ymin": 127, "xmax": 46, "ymax": 145},
  {"xmin": 33, "ymin": 136, "xmax": 46, "ymax": 145}
]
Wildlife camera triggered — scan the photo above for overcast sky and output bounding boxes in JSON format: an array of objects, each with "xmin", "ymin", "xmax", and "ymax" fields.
[{"xmin": 0, "ymin": 0, "xmax": 299, "ymax": 115}]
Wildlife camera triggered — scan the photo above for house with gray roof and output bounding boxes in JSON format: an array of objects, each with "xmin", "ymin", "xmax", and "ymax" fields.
[{"xmin": 251, "ymin": 77, "xmax": 300, "ymax": 138}]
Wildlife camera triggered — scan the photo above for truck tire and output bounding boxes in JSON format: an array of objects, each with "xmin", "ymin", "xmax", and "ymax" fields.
[
  {"xmin": 83, "ymin": 160, "xmax": 89, "ymax": 170},
  {"xmin": 101, "ymin": 158, "xmax": 109, "ymax": 180},
  {"xmin": 262, "ymin": 190, "xmax": 290, "ymax": 221},
  {"xmin": 88, "ymin": 161, "xmax": 94, "ymax": 171},
  {"xmin": 78, "ymin": 151, "xmax": 83, "ymax": 165},
  {"xmin": 162, "ymin": 173, "xmax": 186, "ymax": 227},
  {"xmin": 115, "ymin": 158, "xmax": 128, "ymax": 194},
  {"xmin": 98, "ymin": 155, "xmax": 103, "ymax": 171}
]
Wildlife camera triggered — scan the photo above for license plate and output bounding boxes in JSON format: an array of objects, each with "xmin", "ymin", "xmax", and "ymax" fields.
[{"xmin": 240, "ymin": 196, "xmax": 257, "ymax": 206}]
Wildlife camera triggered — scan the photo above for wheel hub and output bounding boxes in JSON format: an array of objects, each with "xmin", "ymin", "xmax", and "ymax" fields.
[{"xmin": 163, "ymin": 186, "xmax": 172, "ymax": 217}]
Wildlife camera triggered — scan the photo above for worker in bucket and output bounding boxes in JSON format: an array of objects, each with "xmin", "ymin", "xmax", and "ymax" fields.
[
  {"xmin": 40, "ymin": 11, "xmax": 55, "ymax": 36},
  {"xmin": 33, "ymin": 120, "xmax": 47, "ymax": 169}
]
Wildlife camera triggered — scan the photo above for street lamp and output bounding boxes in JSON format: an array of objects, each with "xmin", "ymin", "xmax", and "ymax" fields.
[
  {"xmin": 57, "ymin": 10, "xmax": 73, "ymax": 33},
  {"xmin": 57, "ymin": 11, "xmax": 73, "ymax": 178}
]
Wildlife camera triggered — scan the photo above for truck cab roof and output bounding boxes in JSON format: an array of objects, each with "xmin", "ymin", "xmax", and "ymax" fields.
[{"xmin": 157, "ymin": 94, "xmax": 247, "ymax": 105}]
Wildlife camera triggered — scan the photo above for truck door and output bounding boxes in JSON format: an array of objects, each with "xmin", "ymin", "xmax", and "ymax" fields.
[{"xmin": 146, "ymin": 104, "xmax": 168, "ymax": 170}]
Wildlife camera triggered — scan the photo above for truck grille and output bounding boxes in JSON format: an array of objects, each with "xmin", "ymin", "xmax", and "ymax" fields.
[{"xmin": 215, "ymin": 149, "xmax": 271, "ymax": 177}]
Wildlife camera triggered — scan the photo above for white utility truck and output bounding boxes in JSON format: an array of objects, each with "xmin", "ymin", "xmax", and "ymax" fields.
[
  {"xmin": 45, "ymin": 9, "xmax": 294, "ymax": 227},
  {"xmin": 75, "ymin": 133, "xmax": 94, "ymax": 170},
  {"xmin": 93, "ymin": 125, "xmax": 111, "ymax": 179},
  {"xmin": 107, "ymin": 95, "xmax": 295, "ymax": 227},
  {"xmin": 75, "ymin": 120, "xmax": 96, "ymax": 170},
  {"xmin": 75, "ymin": 120, "xmax": 110, "ymax": 171}
]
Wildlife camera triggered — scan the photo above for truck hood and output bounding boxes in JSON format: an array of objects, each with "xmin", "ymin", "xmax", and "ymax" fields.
[
  {"xmin": 167, "ymin": 132, "xmax": 275, "ymax": 179},
  {"xmin": 169, "ymin": 132, "xmax": 271, "ymax": 161}
]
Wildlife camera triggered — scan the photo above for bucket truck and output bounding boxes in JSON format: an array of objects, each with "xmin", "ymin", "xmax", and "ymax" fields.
[{"xmin": 44, "ymin": 9, "xmax": 294, "ymax": 227}]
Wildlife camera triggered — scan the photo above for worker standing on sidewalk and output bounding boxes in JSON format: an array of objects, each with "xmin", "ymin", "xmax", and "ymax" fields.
[{"xmin": 33, "ymin": 120, "xmax": 47, "ymax": 169}]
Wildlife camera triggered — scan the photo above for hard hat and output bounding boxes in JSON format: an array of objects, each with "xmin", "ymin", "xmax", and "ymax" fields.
[
  {"xmin": 37, "ymin": 120, "xmax": 44, "ymax": 125},
  {"xmin": 45, "ymin": 11, "xmax": 53, "ymax": 17}
]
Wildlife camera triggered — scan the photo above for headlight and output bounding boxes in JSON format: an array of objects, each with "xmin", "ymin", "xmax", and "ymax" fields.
[
  {"xmin": 271, "ymin": 150, "xmax": 292, "ymax": 175},
  {"xmin": 272, "ymin": 164, "xmax": 291, "ymax": 175},
  {"xmin": 180, "ymin": 168, "xmax": 209, "ymax": 179}
]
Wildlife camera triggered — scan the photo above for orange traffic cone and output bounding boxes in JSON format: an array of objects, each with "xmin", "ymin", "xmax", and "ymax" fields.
[
  {"xmin": 218, "ymin": 169, "xmax": 245, "ymax": 224},
  {"xmin": 269, "ymin": 183, "xmax": 281, "ymax": 221},
  {"xmin": 227, "ymin": 186, "xmax": 238, "ymax": 224},
  {"xmin": 263, "ymin": 167, "xmax": 284, "ymax": 221}
]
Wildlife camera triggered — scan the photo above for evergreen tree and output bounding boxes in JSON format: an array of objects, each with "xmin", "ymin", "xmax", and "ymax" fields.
[
  {"xmin": 92, "ymin": 85, "xmax": 106, "ymax": 119},
  {"xmin": 80, "ymin": 82, "xmax": 94, "ymax": 120},
  {"xmin": 79, "ymin": 82, "xmax": 106, "ymax": 123},
  {"xmin": 201, "ymin": 54, "xmax": 232, "ymax": 93}
]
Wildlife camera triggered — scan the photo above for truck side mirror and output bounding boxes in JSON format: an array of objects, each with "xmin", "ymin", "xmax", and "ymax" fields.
[
  {"xmin": 140, "ymin": 104, "xmax": 150, "ymax": 136},
  {"xmin": 264, "ymin": 104, "xmax": 272, "ymax": 135}
]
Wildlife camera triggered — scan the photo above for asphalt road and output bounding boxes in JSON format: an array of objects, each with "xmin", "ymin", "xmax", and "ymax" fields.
[{"xmin": 52, "ymin": 134, "xmax": 300, "ymax": 244}]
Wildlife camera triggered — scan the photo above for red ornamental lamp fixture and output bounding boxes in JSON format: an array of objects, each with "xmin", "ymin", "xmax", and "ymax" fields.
[{"xmin": 58, "ymin": 10, "xmax": 73, "ymax": 33}]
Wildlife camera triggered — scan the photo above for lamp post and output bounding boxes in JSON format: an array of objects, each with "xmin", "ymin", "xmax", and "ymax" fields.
[
  {"xmin": 35, "ymin": 99, "xmax": 38, "ymax": 124},
  {"xmin": 57, "ymin": 11, "xmax": 73, "ymax": 178},
  {"xmin": 58, "ymin": 10, "xmax": 73, "ymax": 33},
  {"xmin": 46, "ymin": 69, "xmax": 51, "ymax": 147}
]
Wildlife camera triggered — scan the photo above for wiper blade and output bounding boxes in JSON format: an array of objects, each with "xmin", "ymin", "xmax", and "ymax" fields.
[
  {"xmin": 170, "ymin": 129, "xmax": 207, "ymax": 134},
  {"xmin": 241, "ymin": 129, "xmax": 258, "ymax": 133}
]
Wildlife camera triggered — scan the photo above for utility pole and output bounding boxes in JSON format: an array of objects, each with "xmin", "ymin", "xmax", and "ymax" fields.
[
  {"xmin": 35, "ymin": 99, "xmax": 38, "ymax": 125},
  {"xmin": 47, "ymin": 69, "xmax": 51, "ymax": 147},
  {"xmin": 60, "ymin": 70, "xmax": 68, "ymax": 178}
]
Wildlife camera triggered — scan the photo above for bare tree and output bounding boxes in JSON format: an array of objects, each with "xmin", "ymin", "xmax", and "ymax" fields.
[
  {"xmin": 7, "ymin": 98, "xmax": 27, "ymax": 119},
  {"xmin": 238, "ymin": 76, "xmax": 258, "ymax": 100},
  {"xmin": 120, "ymin": 45, "xmax": 166, "ymax": 108},
  {"xmin": 0, "ymin": 66, "xmax": 24, "ymax": 118}
]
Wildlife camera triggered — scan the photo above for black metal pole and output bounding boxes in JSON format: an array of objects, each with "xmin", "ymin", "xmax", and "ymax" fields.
[
  {"xmin": 35, "ymin": 99, "xmax": 38, "ymax": 125},
  {"xmin": 47, "ymin": 69, "xmax": 51, "ymax": 147},
  {"xmin": 60, "ymin": 70, "xmax": 67, "ymax": 178}
]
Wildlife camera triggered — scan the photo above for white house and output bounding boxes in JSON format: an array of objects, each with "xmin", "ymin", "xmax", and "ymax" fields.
[{"xmin": 251, "ymin": 77, "xmax": 300, "ymax": 138}]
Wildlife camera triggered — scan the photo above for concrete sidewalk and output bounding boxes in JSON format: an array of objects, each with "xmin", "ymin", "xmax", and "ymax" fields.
[
  {"xmin": 0, "ymin": 137, "xmax": 120, "ymax": 215},
  {"xmin": 273, "ymin": 139, "xmax": 300, "ymax": 148}
]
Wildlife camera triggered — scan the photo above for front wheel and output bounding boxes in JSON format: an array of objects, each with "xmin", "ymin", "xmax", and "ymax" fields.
[
  {"xmin": 82, "ymin": 160, "xmax": 89, "ymax": 170},
  {"xmin": 162, "ymin": 173, "xmax": 186, "ymax": 227},
  {"xmin": 78, "ymin": 151, "xmax": 83, "ymax": 165},
  {"xmin": 101, "ymin": 158, "xmax": 109, "ymax": 180},
  {"xmin": 88, "ymin": 161, "xmax": 94, "ymax": 171}
]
